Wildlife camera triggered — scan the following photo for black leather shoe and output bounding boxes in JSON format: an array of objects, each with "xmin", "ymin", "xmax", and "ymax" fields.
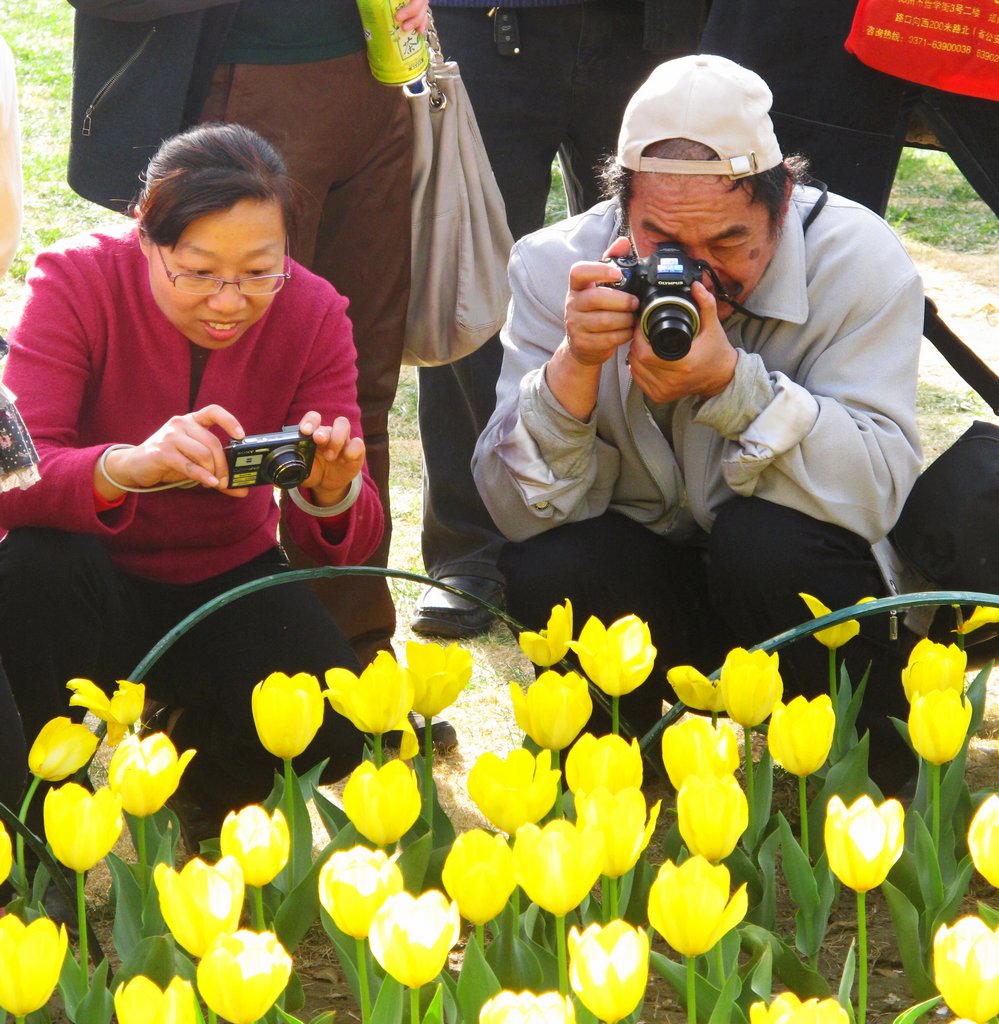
[{"xmin": 410, "ymin": 576, "xmax": 504, "ymax": 640}]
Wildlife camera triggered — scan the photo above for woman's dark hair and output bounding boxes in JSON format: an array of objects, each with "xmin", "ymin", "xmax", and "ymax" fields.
[
  {"xmin": 134, "ymin": 123, "xmax": 299, "ymax": 247},
  {"xmin": 599, "ymin": 138, "xmax": 811, "ymax": 236}
]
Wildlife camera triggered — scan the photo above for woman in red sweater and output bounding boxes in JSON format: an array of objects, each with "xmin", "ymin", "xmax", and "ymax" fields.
[{"xmin": 0, "ymin": 122, "xmax": 383, "ymax": 839}]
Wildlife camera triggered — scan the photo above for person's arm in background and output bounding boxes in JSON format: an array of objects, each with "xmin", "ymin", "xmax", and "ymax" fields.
[{"xmin": 0, "ymin": 35, "xmax": 22, "ymax": 279}]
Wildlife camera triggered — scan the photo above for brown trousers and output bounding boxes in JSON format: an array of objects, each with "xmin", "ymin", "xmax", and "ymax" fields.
[{"xmin": 202, "ymin": 51, "xmax": 412, "ymax": 665}]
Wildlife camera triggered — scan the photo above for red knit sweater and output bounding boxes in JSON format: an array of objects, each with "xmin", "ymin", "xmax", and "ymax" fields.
[{"xmin": 0, "ymin": 224, "xmax": 384, "ymax": 583}]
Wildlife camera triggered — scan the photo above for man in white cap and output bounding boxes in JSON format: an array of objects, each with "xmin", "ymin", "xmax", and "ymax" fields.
[{"xmin": 472, "ymin": 54, "xmax": 925, "ymax": 794}]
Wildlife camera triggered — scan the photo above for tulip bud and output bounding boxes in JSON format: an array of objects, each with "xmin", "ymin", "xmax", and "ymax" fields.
[
  {"xmin": 900, "ymin": 638, "xmax": 967, "ymax": 702},
  {"xmin": 197, "ymin": 929, "xmax": 292, "ymax": 1024},
  {"xmin": 28, "ymin": 717, "xmax": 99, "ymax": 781},
  {"xmin": 518, "ymin": 599, "xmax": 574, "ymax": 668},
  {"xmin": 568, "ymin": 920, "xmax": 649, "ymax": 1023},
  {"xmin": 43, "ymin": 782, "xmax": 123, "ymax": 872},
  {"xmin": 568, "ymin": 614, "xmax": 656, "ymax": 697},
  {"xmin": 799, "ymin": 592, "xmax": 868, "ymax": 650},
  {"xmin": 660, "ymin": 715, "xmax": 740, "ymax": 790},
  {"xmin": 564, "ymin": 732, "xmax": 643, "ymax": 795},
  {"xmin": 0, "ymin": 822, "xmax": 10, "ymax": 887},
  {"xmin": 153, "ymin": 855, "xmax": 245, "ymax": 958},
  {"xmin": 467, "ymin": 747, "xmax": 559, "ymax": 834},
  {"xmin": 666, "ymin": 665, "xmax": 725, "ymax": 714},
  {"xmin": 719, "ymin": 647, "xmax": 782, "ymax": 728},
  {"xmin": 114, "ymin": 976, "xmax": 197, "ymax": 1024},
  {"xmin": 251, "ymin": 670, "xmax": 325, "ymax": 760},
  {"xmin": 969, "ymin": 793, "xmax": 999, "ymax": 889},
  {"xmin": 220, "ymin": 805, "xmax": 290, "ymax": 887},
  {"xmin": 933, "ymin": 916, "xmax": 999, "ymax": 1023},
  {"xmin": 513, "ymin": 819, "xmax": 605, "ymax": 918},
  {"xmin": 908, "ymin": 687, "xmax": 972, "ymax": 765},
  {"xmin": 573, "ymin": 785, "xmax": 661, "ymax": 878},
  {"xmin": 768, "ymin": 695, "xmax": 836, "ymax": 778},
  {"xmin": 404, "ymin": 639, "xmax": 473, "ymax": 717},
  {"xmin": 342, "ymin": 759, "xmax": 421, "ymax": 847},
  {"xmin": 510, "ymin": 669, "xmax": 592, "ymax": 752},
  {"xmin": 368, "ymin": 890, "xmax": 461, "ymax": 990},
  {"xmin": 441, "ymin": 828, "xmax": 516, "ymax": 926},
  {"xmin": 480, "ymin": 990, "xmax": 576, "ymax": 1024},
  {"xmin": 823, "ymin": 794, "xmax": 904, "ymax": 893},
  {"xmin": 325, "ymin": 651, "xmax": 414, "ymax": 743},
  {"xmin": 0, "ymin": 916, "xmax": 68, "ymax": 1017},
  {"xmin": 677, "ymin": 773, "xmax": 748, "ymax": 863},
  {"xmin": 647, "ymin": 855, "xmax": 747, "ymax": 958},
  {"xmin": 317, "ymin": 845, "xmax": 404, "ymax": 938},
  {"xmin": 107, "ymin": 732, "xmax": 196, "ymax": 817},
  {"xmin": 954, "ymin": 605, "xmax": 999, "ymax": 636},
  {"xmin": 66, "ymin": 678, "xmax": 144, "ymax": 746}
]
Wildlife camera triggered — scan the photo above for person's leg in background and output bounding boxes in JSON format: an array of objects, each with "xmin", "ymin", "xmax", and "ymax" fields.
[
  {"xmin": 707, "ymin": 497, "xmax": 918, "ymax": 795},
  {"xmin": 413, "ymin": 2, "xmax": 664, "ymax": 638},
  {"xmin": 200, "ymin": 53, "xmax": 412, "ymax": 667}
]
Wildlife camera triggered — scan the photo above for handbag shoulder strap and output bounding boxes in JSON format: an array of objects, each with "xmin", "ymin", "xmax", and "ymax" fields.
[{"xmin": 923, "ymin": 296, "xmax": 999, "ymax": 415}]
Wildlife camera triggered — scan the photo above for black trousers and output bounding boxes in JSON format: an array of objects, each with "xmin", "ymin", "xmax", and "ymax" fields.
[
  {"xmin": 0, "ymin": 658, "xmax": 26, "ymax": 813},
  {"xmin": 499, "ymin": 499, "xmax": 917, "ymax": 792},
  {"xmin": 0, "ymin": 529, "xmax": 365, "ymax": 829}
]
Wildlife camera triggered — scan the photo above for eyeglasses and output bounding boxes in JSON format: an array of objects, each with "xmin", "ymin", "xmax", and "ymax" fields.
[{"xmin": 155, "ymin": 240, "xmax": 291, "ymax": 295}]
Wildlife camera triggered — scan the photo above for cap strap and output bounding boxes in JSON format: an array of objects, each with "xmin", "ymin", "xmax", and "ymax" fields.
[{"xmin": 636, "ymin": 154, "xmax": 761, "ymax": 178}]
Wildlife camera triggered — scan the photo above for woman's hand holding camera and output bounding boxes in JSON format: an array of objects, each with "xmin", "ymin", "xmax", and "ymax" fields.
[{"xmin": 296, "ymin": 411, "xmax": 366, "ymax": 509}]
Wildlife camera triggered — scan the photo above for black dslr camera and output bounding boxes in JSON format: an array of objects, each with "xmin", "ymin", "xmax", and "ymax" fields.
[
  {"xmin": 606, "ymin": 243, "xmax": 702, "ymax": 361},
  {"xmin": 225, "ymin": 428, "xmax": 316, "ymax": 489}
]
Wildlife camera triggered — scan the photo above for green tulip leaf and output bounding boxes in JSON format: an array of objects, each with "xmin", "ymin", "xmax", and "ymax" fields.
[
  {"xmin": 274, "ymin": 842, "xmax": 333, "ymax": 953},
  {"xmin": 809, "ymin": 733, "xmax": 872, "ymax": 843},
  {"xmin": 72, "ymin": 958, "xmax": 114, "ymax": 1024},
  {"xmin": 621, "ymin": 854, "xmax": 655, "ymax": 927},
  {"xmin": 740, "ymin": 938, "xmax": 773, "ymax": 1005},
  {"xmin": 835, "ymin": 938, "xmax": 856, "ymax": 1018},
  {"xmin": 397, "ymin": 828, "xmax": 433, "ymax": 894},
  {"xmin": 310, "ymin": 784, "xmax": 349, "ymax": 836},
  {"xmin": 273, "ymin": 1006, "xmax": 306, "ymax": 1024},
  {"xmin": 318, "ymin": 907, "xmax": 366, "ymax": 1009},
  {"xmin": 308, "ymin": 1013, "xmax": 337, "ymax": 1024},
  {"xmin": 707, "ymin": 959, "xmax": 746, "ymax": 1024},
  {"xmin": 881, "ymin": 880, "xmax": 935, "ymax": 999},
  {"xmin": 890, "ymin": 994, "xmax": 942, "ymax": 1024},
  {"xmin": 908, "ymin": 811, "xmax": 945, "ymax": 910},
  {"xmin": 748, "ymin": 827, "xmax": 779, "ymax": 931},
  {"xmin": 455, "ymin": 932, "xmax": 502, "ymax": 1024},
  {"xmin": 740, "ymin": 923, "xmax": 830, "ymax": 998},
  {"xmin": 113, "ymin": 933, "xmax": 196, "ymax": 990},
  {"xmin": 927, "ymin": 855, "xmax": 975, "ymax": 946},
  {"xmin": 420, "ymin": 982, "xmax": 445, "ymax": 1024},
  {"xmin": 57, "ymin": 941, "xmax": 87, "ymax": 1019},
  {"xmin": 106, "ymin": 852, "xmax": 144, "ymax": 961},
  {"xmin": 978, "ymin": 901, "xmax": 999, "ymax": 929},
  {"xmin": 369, "ymin": 974, "xmax": 404, "ymax": 1024},
  {"xmin": 648, "ymin": 950, "xmax": 746, "ymax": 1024},
  {"xmin": 485, "ymin": 904, "xmax": 544, "ymax": 991}
]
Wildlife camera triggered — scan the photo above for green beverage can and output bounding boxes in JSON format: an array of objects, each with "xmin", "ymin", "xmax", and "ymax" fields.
[{"xmin": 355, "ymin": 0, "xmax": 430, "ymax": 86}]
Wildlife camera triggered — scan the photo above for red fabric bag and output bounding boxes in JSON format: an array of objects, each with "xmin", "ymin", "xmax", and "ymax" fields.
[{"xmin": 845, "ymin": 0, "xmax": 999, "ymax": 102}]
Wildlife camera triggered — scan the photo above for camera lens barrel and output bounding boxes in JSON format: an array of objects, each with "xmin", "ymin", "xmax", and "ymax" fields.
[
  {"xmin": 641, "ymin": 295, "xmax": 700, "ymax": 361},
  {"xmin": 262, "ymin": 445, "xmax": 311, "ymax": 489}
]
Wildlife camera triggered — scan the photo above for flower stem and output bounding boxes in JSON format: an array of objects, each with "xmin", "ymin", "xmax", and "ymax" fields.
[
  {"xmin": 410, "ymin": 984, "xmax": 421, "ymax": 1024},
  {"xmin": 14, "ymin": 775, "xmax": 41, "ymax": 895},
  {"xmin": 743, "ymin": 729, "xmax": 755, "ymax": 846},
  {"xmin": 556, "ymin": 913, "xmax": 569, "ymax": 996},
  {"xmin": 554, "ymin": 749, "xmax": 563, "ymax": 820},
  {"xmin": 930, "ymin": 761, "xmax": 941, "ymax": 852},
  {"xmin": 373, "ymin": 734, "xmax": 384, "ymax": 769},
  {"xmin": 952, "ymin": 605, "xmax": 965, "ymax": 650},
  {"xmin": 857, "ymin": 890, "xmax": 868, "ymax": 1024},
  {"xmin": 608, "ymin": 875, "xmax": 619, "ymax": 920},
  {"xmin": 798, "ymin": 775, "xmax": 809, "ymax": 860},
  {"xmin": 423, "ymin": 717, "xmax": 433, "ymax": 812},
  {"xmin": 476, "ymin": 922, "xmax": 485, "ymax": 955},
  {"xmin": 76, "ymin": 869, "xmax": 89, "ymax": 973},
  {"xmin": 283, "ymin": 758, "xmax": 298, "ymax": 888},
  {"xmin": 828, "ymin": 649, "xmax": 838, "ymax": 706},
  {"xmin": 135, "ymin": 813, "xmax": 148, "ymax": 901},
  {"xmin": 356, "ymin": 936, "xmax": 372, "ymax": 1024},
  {"xmin": 207, "ymin": 1009, "xmax": 218, "ymax": 1024},
  {"xmin": 686, "ymin": 954, "xmax": 696, "ymax": 1024},
  {"xmin": 252, "ymin": 885, "xmax": 266, "ymax": 931},
  {"xmin": 612, "ymin": 696, "xmax": 620, "ymax": 736}
]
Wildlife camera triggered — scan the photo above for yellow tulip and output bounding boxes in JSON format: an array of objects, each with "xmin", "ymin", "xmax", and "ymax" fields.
[
  {"xmin": 564, "ymin": 732, "xmax": 643, "ymax": 795},
  {"xmin": 824, "ymin": 794, "xmax": 904, "ymax": 893},
  {"xmin": 404, "ymin": 639, "xmax": 473, "ymax": 717},
  {"xmin": 908, "ymin": 688, "xmax": 973, "ymax": 765},
  {"xmin": 768, "ymin": 695, "xmax": 836, "ymax": 778},
  {"xmin": 647, "ymin": 855, "xmax": 748, "ymax": 957},
  {"xmin": 114, "ymin": 976, "xmax": 197, "ymax": 1024},
  {"xmin": 969, "ymin": 793, "xmax": 999, "ymax": 888},
  {"xmin": 368, "ymin": 890, "xmax": 461, "ymax": 990},
  {"xmin": 666, "ymin": 665, "xmax": 726, "ymax": 714},
  {"xmin": 480, "ymin": 990, "xmax": 576, "ymax": 1024},
  {"xmin": 466, "ymin": 747, "xmax": 559, "ymax": 834},
  {"xmin": 219, "ymin": 805, "xmax": 290, "ymax": 887},
  {"xmin": 342, "ymin": 759, "xmax": 421, "ymax": 847},
  {"xmin": 660, "ymin": 714, "xmax": 740, "ymax": 790},
  {"xmin": 518, "ymin": 599, "xmax": 574, "ymax": 668},
  {"xmin": 66, "ymin": 677, "xmax": 144, "ymax": 746},
  {"xmin": 43, "ymin": 782, "xmax": 123, "ymax": 872},
  {"xmin": 798, "ymin": 593, "xmax": 871, "ymax": 650},
  {"xmin": 0, "ymin": 915, "xmax": 68, "ymax": 1016},
  {"xmin": 677, "ymin": 773, "xmax": 748, "ymax": 863},
  {"xmin": 441, "ymin": 828, "xmax": 516, "ymax": 926},
  {"xmin": 509, "ymin": 670, "xmax": 592, "ymax": 751},
  {"xmin": 901, "ymin": 638, "xmax": 967, "ymax": 702},
  {"xmin": 933, "ymin": 916, "xmax": 999, "ymax": 1023},
  {"xmin": 318, "ymin": 845, "xmax": 404, "ymax": 938},
  {"xmin": 107, "ymin": 731, "xmax": 197, "ymax": 817},
  {"xmin": 28, "ymin": 716, "xmax": 99, "ymax": 781},
  {"xmin": 567, "ymin": 614, "xmax": 656, "ymax": 697},
  {"xmin": 513, "ymin": 819, "xmax": 605, "ymax": 917},
  {"xmin": 325, "ymin": 651, "xmax": 415, "ymax": 749},
  {"xmin": 251, "ymin": 670, "xmax": 325, "ymax": 760},
  {"xmin": 0, "ymin": 822, "xmax": 10, "ymax": 886},
  {"xmin": 751, "ymin": 994, "xmax": 851, "ymax": 1024},
  {"xmin": 573, "ymin": 786, "xmax": 661, "ymax": 878},
  {"xmin": 719, "ymin": 647, "xmax": 783, "ymax": 728},
  {"xmin": 954, "ymin": 605, "xmax": 999, "ymax": 636},
  {"xmin": 153, "ymin": 855, "xmax": 245, "ymax": 958},
  {"xmin": 197, "ymin": 929, "xmax": 292, "ymax": 1024},
  {"xmin": 568, "ymin": 919, "xmax": 649, "ymax": 1023}
]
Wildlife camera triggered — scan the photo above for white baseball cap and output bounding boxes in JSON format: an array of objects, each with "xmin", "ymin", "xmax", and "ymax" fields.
[{"xmin": 617, "ymin": 54, "xmax": 783, "ymax": 179}]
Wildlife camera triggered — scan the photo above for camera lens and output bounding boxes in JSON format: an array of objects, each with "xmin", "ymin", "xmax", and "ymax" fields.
[
  {"xmin": 642, "ymin": 296, "xmax": 700, "ymax": 361},
  {"xmin": 261, "ymin": 445, "xmax": 310, "ymax": 489}
]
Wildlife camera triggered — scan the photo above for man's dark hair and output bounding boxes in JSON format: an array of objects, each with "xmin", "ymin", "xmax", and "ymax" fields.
[{"xmin": 599, "ymin": 138, "xmax": 811, "ymax": 235}]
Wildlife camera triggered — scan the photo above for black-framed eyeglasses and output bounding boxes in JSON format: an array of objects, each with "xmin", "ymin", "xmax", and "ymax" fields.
[{"xmin": 156, "ymin": 239, "xmax": 291, "ymax": 296}]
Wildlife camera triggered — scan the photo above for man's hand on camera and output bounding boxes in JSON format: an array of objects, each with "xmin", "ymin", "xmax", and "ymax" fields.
[
  {"xmin": 297, "ymin": 412, "xmax": 366, "ymax": 509},
  {"xmin": 628, "ymin": 281, "xmax": 738, "ymax": 405}
]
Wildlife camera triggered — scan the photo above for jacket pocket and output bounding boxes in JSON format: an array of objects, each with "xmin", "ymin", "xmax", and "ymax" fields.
[{"xmin": 82, "ymin": 27, "xmax": 156, "ymax": 137}]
